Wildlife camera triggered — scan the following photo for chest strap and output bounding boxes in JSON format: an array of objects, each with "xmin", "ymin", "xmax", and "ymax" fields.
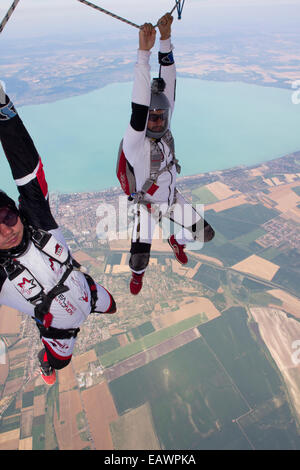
[{"xmin": 33, "ymin": 261, "xmax": 74, "ymax": 324}]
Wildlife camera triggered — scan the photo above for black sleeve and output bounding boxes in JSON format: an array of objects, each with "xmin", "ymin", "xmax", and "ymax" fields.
[
  {"xmin": 130, "ymin": 102, "xmax": 149, "ymax": 132},
  {"xmin": 0, "ymin": 96, "xmax": 58, "ymax": 231}
]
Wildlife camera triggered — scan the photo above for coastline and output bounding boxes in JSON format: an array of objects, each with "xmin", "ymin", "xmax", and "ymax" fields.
[
  {"xmin": 14, "ymin": 73, "xmax": 296, "ymax": 109},
  {"xmin": 1, "ymin": 78, "xmax": 300, "ymax": 197}
]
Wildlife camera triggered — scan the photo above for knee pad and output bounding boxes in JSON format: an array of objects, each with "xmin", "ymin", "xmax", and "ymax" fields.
[
  {"xmin": 203, "ymin": 223, "xmax": 215, "ymax": 242},
  {"xmin": 129, "ymin": 252, "xmax": 150, "ymax": 272}
]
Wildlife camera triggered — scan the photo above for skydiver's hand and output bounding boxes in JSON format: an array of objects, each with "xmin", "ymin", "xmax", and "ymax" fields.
[
  {"xmin": 139, "ymin": 23, "xmax": 156, "ymax": 51},
  {"xmin": 158, "ymin": 13, "xmax": 173, "ymax": 40}
]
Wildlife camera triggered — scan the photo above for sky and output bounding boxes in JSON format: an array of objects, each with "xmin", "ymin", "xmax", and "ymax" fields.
[{"xmin": 1, "ymin": 0, "xmax": 300, "ymax": 40}]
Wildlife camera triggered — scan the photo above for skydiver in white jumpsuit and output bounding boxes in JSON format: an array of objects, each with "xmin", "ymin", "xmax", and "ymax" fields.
[
  {"xmin": 0, "ymin": 87, "xmax": 116, "ymax": 385},
  {"xmin": 120, "ymin": 14, "xmax": 215, "ymax": 295}
]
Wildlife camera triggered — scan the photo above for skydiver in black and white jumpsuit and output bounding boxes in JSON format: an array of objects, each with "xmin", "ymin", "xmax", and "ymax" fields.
[
  {"xmin": 121, "ymin": 14, "xmax": 215, "ymax": 295},
  {"xmin": 0, "ymin": 87, "xmax": 116, "ymax": 384}
]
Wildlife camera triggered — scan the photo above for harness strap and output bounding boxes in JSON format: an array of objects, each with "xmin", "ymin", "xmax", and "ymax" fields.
[
  {"xmin": 32, "ymin": 251, "xmax": 74, "ymax": 323},
  {"xmin": 131, "ymin": 130, "xmax": 180, "ymax": 206},
  {"xmin": 132, "ymin": 159, "xmax": 179, "ymax": 206},
  {"xmin": 36, "ymin": 323, "xmax": 80, "ymax": 340},
  {"xmin": 36, "ymin": 273, "xmax": 98, "ymax": 339},
  {"xmin": 33, "ymin": 284, "xmax": 70, "ymax": 324}
]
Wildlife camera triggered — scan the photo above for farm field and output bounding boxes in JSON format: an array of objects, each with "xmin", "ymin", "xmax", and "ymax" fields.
[
  {"xmin": 109, "ymin": 307, "xmax": 300, "ymax": 450},
  {"xmin": 99, "ymin": 314, "xmax": 208, "ymax": 368},
  {"xmin": 110, "ymin": 403, "xmax": 160, "ymax": 450}
]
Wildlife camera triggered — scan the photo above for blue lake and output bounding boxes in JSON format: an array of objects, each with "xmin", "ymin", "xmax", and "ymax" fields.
[{"xmin": 1, "ymin": 78, "xmax": 300, "ymax": 198}]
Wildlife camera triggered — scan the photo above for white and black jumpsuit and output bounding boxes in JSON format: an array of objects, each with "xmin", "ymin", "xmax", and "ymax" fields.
[
  {"xmin": 122, "ymin": 37, "xmax": 214, "ymax": 275},
  {"xmin": 0, "ymin": 95, "xmax": 116, "ymax": 370}
]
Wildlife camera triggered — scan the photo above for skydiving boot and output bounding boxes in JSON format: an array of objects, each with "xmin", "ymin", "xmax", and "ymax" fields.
[
  {"xmin": 130, "ymin": 272, "xmax": 145, "ymax": 295},
  {"xmin": 38, "ymin": 349, "xmax": 56, "ymax": 386},
  {"xmin": 168, "ymin": 234, "xmax": 188, "ymax": 265}
]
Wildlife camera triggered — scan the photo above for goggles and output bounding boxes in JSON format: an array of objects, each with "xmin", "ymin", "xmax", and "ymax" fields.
[
  {"xmin": 148, "ymin": 110, "xmax": 168, "ymax": 122},
  {"xmin": 0, "ymin": 207, "xmax": 19, "ymax": 228}
]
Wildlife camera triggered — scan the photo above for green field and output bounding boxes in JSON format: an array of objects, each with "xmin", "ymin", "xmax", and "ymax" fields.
[
  {"xmin": 109, "ymin": 307, "xmax": 300, "ymax": 450},
  {"xmin": 7, "ymin": 367, "xmax": 24, "ymax": 381},
  {"xmin": 192, "ymin": 186, "xmax": 219, "ymax": 204},
  {"xmin": 34, "ymin": 385, "xmax": 45, "ymax": 397},
  {"xmin": 272, "ymin": 268, "xmax": 300, "ymax": 296},
  {"xmin": 0, "ymin": 415, "xmax": 20, "ymax": 433},
  {"xmin": 193, "ymin": 264, "xmax": 222, "ymax": 290},
  {"xmin": 0, "ymin": 397, "xmax": 20, "ymax": 418},
  {"xmin": 199, "ymin": 308, "xmax": 283, "ymax": 406},
  {"xmin": 44, "ymin": 382, "xmax": 59, "ymax": 450},
  {"xmin": 22, "ymin": 391, "xmax": 34, "ymax": 409},
  {"xmin": 198, "ymin": 202, "xmax": 282, "ymax": 267},
  {"xmin": 232, "ymin": 227, "xmax": 267, "ymax": 246},
  {"xmin": 259, "ymin": 247, "xmax": 282, "ymax": 261},
  {"xmin": 131, "ymin": 321, "xmax": 155, "ymax": 340},
  {"xmin": 32, "ymin": 415, "xmax": 45, "ymax": 450},
  {"xmin": 201, "ymin": 240, "xmax": 251, "ymax": 265},
  {"xmin": 100, "ymin": 314, "xmax": 207, "ymax": 368},
  {"xmin": 109, "ymin": 337, "xmax": 250, "ymax": 450},
  {"xmin": 242, "ymin": 278, "xmax": 268, "ymax": 292},
  {"xmin": 94, "ymin": 336, "xmax": 120, "ymax": 357},
  {"xmin": 205, "ymin": 204, "xmax": 279, "ymax": 241}
]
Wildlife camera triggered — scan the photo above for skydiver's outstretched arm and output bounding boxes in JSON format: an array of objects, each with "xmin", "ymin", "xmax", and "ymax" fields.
[
  {"xmin": 157, "ymin": 13, "xmax": 176, "ymax": 116},
  {"xmin": 0, "ymin": 90, "xmax": 58, "ymax": 230},
  {"xmin": 122, "ymin": 23, "xmax": 156, "ymax": 167}
]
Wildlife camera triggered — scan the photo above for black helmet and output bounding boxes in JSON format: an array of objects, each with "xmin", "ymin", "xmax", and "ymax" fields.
[
  {"xmin": 0, "ymin": 190, "xmax": 31, "ymax": 259},
  {"xmin": 146, "ymin": 78, "xmax": 170, "ymax": 139},
  {"xmin": 0, "ymin": 190, "xmax": 18, "ymax": 213}
]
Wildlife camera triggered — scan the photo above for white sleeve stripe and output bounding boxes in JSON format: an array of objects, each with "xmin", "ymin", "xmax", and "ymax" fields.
[{"xmin": 14, "ymin": 160, "xmax": 40, "ymax": 187}]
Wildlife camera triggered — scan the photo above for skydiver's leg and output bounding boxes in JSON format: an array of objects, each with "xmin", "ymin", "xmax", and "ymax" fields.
[
  {"xmin": 129, "ymin": 203, "xmax": 157, "ymax": 273},
  {"xmin": 38, "ymin": 343, "xmax": 72, "ymax": 385},
  {"xmin": 38, "ymin": 346, "xmax": 71, "ymax": 371},
  {"xmin": 164, "ymin": 190, "xmax": 215, "ymax": 264},
  {"xmin": 41, "ymin": 337, "xmax": 75, "ymax": 367},
  {"xmin": 129, "ymin": 204, "xmax": 157, "ymax": 294},
  {"xmin": 167, "ymin": 190, "xmax": 215, "ymax": 244}
]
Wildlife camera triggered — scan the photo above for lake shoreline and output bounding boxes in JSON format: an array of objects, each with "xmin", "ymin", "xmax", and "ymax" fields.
[
  {"xmin": 2, "ymin": 78, "xmax": 300, "ymax": 196},
  {"xmin": 15, "ymin": 74, "xmax": 294, "ymax": 110}
]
